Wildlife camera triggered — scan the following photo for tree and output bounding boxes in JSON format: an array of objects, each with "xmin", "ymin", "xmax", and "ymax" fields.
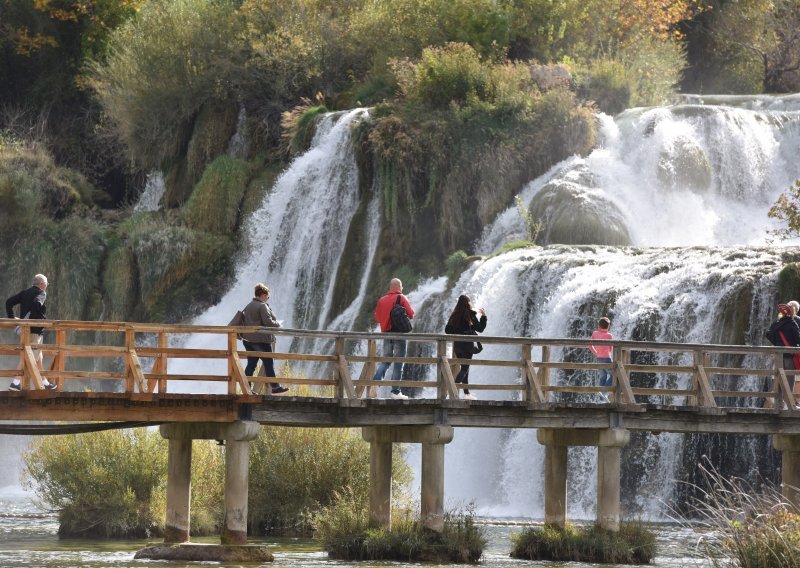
[{"xmin": 768, "ymin": 179, "xmax": 800, "ymax": 240}]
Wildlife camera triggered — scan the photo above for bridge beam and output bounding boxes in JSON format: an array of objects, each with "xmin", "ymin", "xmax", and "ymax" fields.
[
  {"xmin": 161, "ymin": 421, "xmax": 260, "ymax": 544},
  {"xmin": 537, "ymin": 427, "xmax": 630, "ymax": 532},
  {"xmin": 773, "ymin": 434, "xmax": 800, "ymax": 507},
  {"xmin": 363, "ymin": 426, "xmax": 454, "ymax": 532}
]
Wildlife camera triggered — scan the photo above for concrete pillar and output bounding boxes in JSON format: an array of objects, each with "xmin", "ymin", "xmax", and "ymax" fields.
[
  {"xmin": 773, "ymin": 435, "xmax": 800, "ymax": 507},
  {"xmin": 165, "ymin": 438, "xmax": 192, "ymax": 543},
  {"xmin": 597, "ymin": 445, "xmax": 621, "ymax": 531},
  {"xmin": 369, "ymin": 441, "xmax": 393, "ymax": 529},
  {"xmin": 421, "ymin": 442, "xmax": 445, "ymax": 531},
  {"xmin": 544, "ymin": 444, "xmax": 568, "ymax": 527},
  {"xmin": 222, "ymin": 439, "xmax": 250, "ymax": 544}
]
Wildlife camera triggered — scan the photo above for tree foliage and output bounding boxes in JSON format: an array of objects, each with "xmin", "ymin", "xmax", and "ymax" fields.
[{"xmin": 768, "ymin": 179, "xmax": 800, "ymax": 240}]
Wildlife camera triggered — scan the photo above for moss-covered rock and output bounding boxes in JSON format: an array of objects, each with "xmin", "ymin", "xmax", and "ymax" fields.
[
  {"xmin": 184, "ymin": 155, "xmax": 252, "ymax": 234},
  {"xmin": 528, "ymin": 176, "xmax": 631, "ymax": 246},
  {"xmin": 778, "ymin": 263, "xmax": 800, "ymax": 304}
]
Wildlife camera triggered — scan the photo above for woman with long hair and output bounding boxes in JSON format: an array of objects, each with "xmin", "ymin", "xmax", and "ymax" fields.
[{"xmin": 445, "ymin": 294, "xmax": 487, "ymax": 400}]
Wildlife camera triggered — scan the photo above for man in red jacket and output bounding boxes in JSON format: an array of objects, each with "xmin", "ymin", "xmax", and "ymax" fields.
[{"xmin": 371, "ymin": 278, "xmax": 414, "ymax": 399}]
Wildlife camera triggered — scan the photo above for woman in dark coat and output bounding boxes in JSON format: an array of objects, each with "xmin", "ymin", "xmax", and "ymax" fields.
[
  {"xmin": 766, "ymin": 303, "xmax": 800, "ymax": 394},
  {"xmin": 445, "ymin": 294, "xmax": 487, "ymax": 400}
]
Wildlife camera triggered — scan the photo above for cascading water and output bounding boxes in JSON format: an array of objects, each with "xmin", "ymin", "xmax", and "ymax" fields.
[
  {"xmin": 176, "ymin": 95, "xmax": 800, "ymax": 519},
  {"xmin": 169, "ymin": 108, "xmax": 371, "ymax": 386}
]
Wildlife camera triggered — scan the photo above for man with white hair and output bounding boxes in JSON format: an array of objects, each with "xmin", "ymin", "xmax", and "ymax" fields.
[{"xmin": 6, "ymin": 274, "xmax": 57, "ymax": 390}]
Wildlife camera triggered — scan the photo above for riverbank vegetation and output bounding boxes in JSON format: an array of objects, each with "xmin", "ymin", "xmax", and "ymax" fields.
[
  {"xmin": 312, "ymin": 488, "xmax": 485, "ymax": 562},
  {"xmin": 510, "ymin": 522, "xmax": 656, "ymax": 564},
  {"xmin": 22, "ymin": 426, "xmax": 410, "ymax": 538},
  {"xmin": 681, "ymin": 464, "xmax": 800, "ymax": 568}
]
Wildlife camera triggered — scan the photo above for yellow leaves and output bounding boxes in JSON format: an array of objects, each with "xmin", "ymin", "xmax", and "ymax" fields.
[{"xmin": 14, "ymin": 28, "xmax": 59, "ymax": 56}]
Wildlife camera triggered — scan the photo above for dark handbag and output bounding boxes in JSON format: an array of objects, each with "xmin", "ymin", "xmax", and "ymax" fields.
[
  {"xmin": 228, "ymin": 310, "xmax": 245, "ymax": 327},
  {"xmin": 471, "ymin": 342, "xmax": 483, "ymax": 354}
]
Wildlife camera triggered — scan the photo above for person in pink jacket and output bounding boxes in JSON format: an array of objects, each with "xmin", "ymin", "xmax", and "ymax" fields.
[{"xmin": 589, "ymin": 317, "xmax": 613, "ymax": 402}]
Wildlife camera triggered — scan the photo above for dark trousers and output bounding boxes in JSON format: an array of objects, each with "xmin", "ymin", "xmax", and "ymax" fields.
[
  {"xmin": 243, "ymin": 341, "xmax": 281, "ymax": 389},
  {"xmin": 454, "ymin": 350, "xmax": 473, "ymax": 395}
]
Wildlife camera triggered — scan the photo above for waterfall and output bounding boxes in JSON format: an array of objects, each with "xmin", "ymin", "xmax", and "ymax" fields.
[
  {"xmin": 133, "ymin": 171, "xmax": 165, "ymax": 212},
  {"xmin": 176, "ymin": 94, "xmax": 800, "ymax": 518},
  {"xmin": 170, "ymin": 108, "xmax": 371, "ymax": 387}
]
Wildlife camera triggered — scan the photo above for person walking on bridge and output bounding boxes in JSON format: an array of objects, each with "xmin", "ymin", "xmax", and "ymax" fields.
[
  {"xmin": 589, "ymin": 317, "xmax": 613, "ymax": 403},
  {"xmin": 445, "ymin": 294, "xmax": 487, "ymax": 400},
  {"xmin": 240, "ymin": 283, "xmax": 289, "ymax": 395},
  {"xmin": 6, "ymin": 274, "xmax": 57, "ymax": 391},
  {"xmin": 370, "ymin": 278, "xmax": 414, "ymax": 399},
  {"xmin": 766, "ymin": 303, "xmax": 800, "ymax": 394}
]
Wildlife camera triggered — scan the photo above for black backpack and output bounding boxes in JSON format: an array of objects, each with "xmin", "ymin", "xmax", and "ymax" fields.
[{"xmin": 389, "ymin": 295, "xmax": 413, "ymax": 333}]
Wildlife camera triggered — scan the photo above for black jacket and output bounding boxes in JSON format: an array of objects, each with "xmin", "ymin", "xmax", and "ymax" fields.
[
  {"xmin": 766, "ymin": 316, "xmax": 800, "ymax": 354},
  {"xmin": 445, "ymin": 310, "xmax": 487, "ymax": 354},
  {"xmin": 5, "ymin": 286, "xmax": 47, "ymax": 335}
]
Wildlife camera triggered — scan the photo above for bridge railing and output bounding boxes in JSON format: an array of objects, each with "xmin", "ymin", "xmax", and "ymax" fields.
[{"xmin": 1, "ymin": 318, "xmax": 798, "ymax": 410}]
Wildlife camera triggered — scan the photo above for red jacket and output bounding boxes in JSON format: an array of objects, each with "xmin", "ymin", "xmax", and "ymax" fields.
[{"xmin": 374, "ymin": 290, "xmax": 415, "ymax": 332}]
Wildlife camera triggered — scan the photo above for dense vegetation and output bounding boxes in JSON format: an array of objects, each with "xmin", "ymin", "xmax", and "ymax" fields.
[
  {"xmin": 22, "ymin": 426, "xmax": 411, "ymax": 538},
  {"xmin": 2, "ymin": 0, "xmax": 799, "ymax": 319}
]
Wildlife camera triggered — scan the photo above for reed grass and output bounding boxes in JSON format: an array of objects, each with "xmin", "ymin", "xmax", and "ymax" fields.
[{"xmin": 676, "ymin": 462, "xmax": 800, "ymax": 568}]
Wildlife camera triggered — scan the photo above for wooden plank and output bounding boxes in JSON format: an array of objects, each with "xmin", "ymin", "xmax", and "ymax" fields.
[
  {"xmin": 124, "ymin": 331, "xmax": 135, "ymax": 394},
  {"xmin": 354, "ymin": 379, "xmax": 439, "ymax": 388},
  {"xmin": 229, "ymin": 336, "xmax": 251, "ymax": 395},
  {"xmin": 138, "ymin": 347, "xmax": 228, "ymax": 358},
  {"xmin": 702, "ymin": 367, "xmax": 777, "ymax": 376},
  {"xmin": 696, "ymin": 364, "xmax": 718, "ymax": 408},
  {"xmin": 439, "ymin": 356, "xmax": 459, "ymax": 400},
  {"xmin": 712, "ymin": 390, "xmax": 778, "ymax": 399},
  {"xmin": 525, "ymin": 361, "xmax": 545, "ymax": 403},
  {"xmin": 53, "ymin": 328, "xmax": 66, "ymax": 390},
  {"xmin": 631, "ymin": 388, "xmax": 696, "ymax": 396},
  {"xmin": 249, "ymin": 377, "xmax": 337, "ymax": 386},
  {"xmin": 338, "ymin": 355, "xmax": 356, "ymax": 399},
  {"xmin": 349, "ymin": 355, "xmax": 439, "ymax": 365},
  {"xmin": 613, "ymin": 355, "xmax": 636, "ymax": 404},
  {"xmin": 625, "ymin": 364, "xmax": 695, "ymax": 373},
  {"xmin": 23, "ymin": 346, "xmax": 45, "ymax": 390},
  {"xmin": 356, "ymin": 339, "xmax": 377, "ymax": 398},
  {"xmin": 143, "ymin": 374, "xmax": 231, "ymax": 381},
  {"xmin": 37, "ymin": 344, "xmax": 126, "ymax": 355},
  {"xmin": 451, "ymin": 384, "xmax": 523, "ymax": 391},
  {"xmin": 777, "ymin": 367, "xmax": 797, "ymax": 409},
  {"xmin": 127, "ymin": 350, "xmax": 149, "ymax": 394},
  {"xmin": 43, "ymin": 371, "xmax": 125, "ymax": 379}
]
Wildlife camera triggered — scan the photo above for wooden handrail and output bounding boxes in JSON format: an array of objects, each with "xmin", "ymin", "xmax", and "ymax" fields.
[{"xmin": 0, "ymin": 317, "xmax": 796, "ymax": 411}]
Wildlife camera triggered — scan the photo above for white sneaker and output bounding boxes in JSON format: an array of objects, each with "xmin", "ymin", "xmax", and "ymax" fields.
[
  {"xmin": 390, "ymin": 392, "xmax": 408, "ymax": 400},
  {"xmin": 598, "ymin": 393, "xmax": 610, "ymax": 403},
  {"xmin": 463, "ymin": 393, "xmax": 476, "ymax": 400}
]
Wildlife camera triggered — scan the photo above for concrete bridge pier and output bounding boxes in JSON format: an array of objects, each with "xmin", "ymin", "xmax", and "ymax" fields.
[
  {"xmin": 362, "ymin": 425, "xmax": 454, "ymax": 531},
  {"xmin": 773, "ymin": 434, "xmax": 800, "ymax": 507},
  {"xmin": 537, "ymin": 427, "xmax": 630, "ymax": 531},
  {"xmin": 159, "ymin": 421, "xmax": 261, "ymax": 543}
]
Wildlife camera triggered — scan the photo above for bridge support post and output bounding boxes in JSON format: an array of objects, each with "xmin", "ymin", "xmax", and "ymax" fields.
[
  {"xmin": 369, "ymin": 440, "xmax": 393, "ymax": 529},
  {"xmin": 160, "ymin": 421, "xmax": 260, "ymax": 544},
  {"xmin": 165, "ymin": 438, "xmax": 192, "ymax": 543},
  {"xmin": 773, "ymin": 434, "xmax": 800, "ymax": 507},
  {"xmin": 222, "ymin": 438, "xmax": 251, "ymax": 544},
  {"xmin": 537, "ymin": 427, "xmax": 629, "ymax": 532},
  {"xmin": 363, "ymin": 425, "xmax": 454, "ymax": 532}
]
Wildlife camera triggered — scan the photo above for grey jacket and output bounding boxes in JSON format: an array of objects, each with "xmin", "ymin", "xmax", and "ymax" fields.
[{"xmin": 240, "ymin": 298, "xmax": 281, "ymax": 344}]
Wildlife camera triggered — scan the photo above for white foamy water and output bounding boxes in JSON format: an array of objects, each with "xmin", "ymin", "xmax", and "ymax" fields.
[
  {"xmin": 480, "ymin": 96, "xmax": 800, "ymax": 252},
  {"xmin": 132, "ymin": 171, "xmax": 165, "ymax": 212}
]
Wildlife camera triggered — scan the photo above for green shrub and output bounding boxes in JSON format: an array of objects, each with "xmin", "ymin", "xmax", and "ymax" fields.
[
  {"xmin": 510, "ymin": 522, "xmax": 656, "ymax": 564},
  {"xmin": 313, "ymin": 494, "xmax": 486, "ymax": 563},
  {"xmin": 248, "ymin": 427, "xmax": 411, "ymax": 534},
  {"xmin": 91, "ymin": 0, "xmax": 245, "ymax": 170},
  {"xmin": 184, "ymin": 155, "xmax": 252, "ymax": 234},
  {"xmin": 23, "ymin": 429, "xmax": 167, "ymax": 538}
]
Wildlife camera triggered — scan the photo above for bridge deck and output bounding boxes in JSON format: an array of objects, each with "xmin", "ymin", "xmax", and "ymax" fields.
[{"xmin": 1, "ymin": 318, "xmax": 800, "ymax": 435}]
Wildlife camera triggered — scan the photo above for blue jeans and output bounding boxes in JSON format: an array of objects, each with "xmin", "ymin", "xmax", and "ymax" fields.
[
  {"xmin": 597, "ymin": 357, "xmax": 612, "ymax": 388},
  {"xmin": 373, "ymin": 339, "xmax": 406, "ymax": 394}
]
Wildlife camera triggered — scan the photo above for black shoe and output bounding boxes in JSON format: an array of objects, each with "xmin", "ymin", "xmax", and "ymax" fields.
[
  {"xmin": 271, "ymin": 386, "xmax": 289, "ymax": 394},
  {"xmin": 8, "ymin": 382, "xmax": 20, "ymax": 391},
  {"xmin": 44, "ymin": 383, "xmax": 57, "ymax": 390}
]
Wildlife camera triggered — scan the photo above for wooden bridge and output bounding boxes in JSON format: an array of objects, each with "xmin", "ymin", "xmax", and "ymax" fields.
[{"xmin": 3, "ymin": 317, "xmax": 800, "ymax": 552}]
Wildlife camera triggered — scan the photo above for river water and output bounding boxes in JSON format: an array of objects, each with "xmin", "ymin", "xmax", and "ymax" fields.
[{"xmin": 0, "ymin": 493, "xmax": 713, "ymax": 567}]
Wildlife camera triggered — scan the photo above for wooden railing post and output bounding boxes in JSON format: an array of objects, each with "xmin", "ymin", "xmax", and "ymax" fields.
[
  {"xmin": 774, "ymin": 352, "xmax": 796, "ymax": 410},
  {"xmin": 228, "ymin": 332, "xmax": 251, "ymax": 395},
  {"xmin": 124, "ymin": 330, "xmax": 135, "ymax": 394},
  {"xmin": 150, "ymin": 331, "xmax": 168, "ymax": 394},
  {"xmin": 53, "ymin": 326, "xmax": 66, "ymax": 390},
  {"xmin": 356, "ymin": 339, "xmax": 378, "ymax": 398},
  {"xmin": 539, "ymin": 345, "xmax": 550, "ymax": 402},
  {"xmin": 522, "ymin": 343, "xmax": 544, "ymax": 404},
  {"xmin": 335, "ymin": 337, "xmax": 355, "ymax": 401},
  {"xmin": 612, "ymin": 346, "xmax": 636, "ymax": 404},
  {"xmin": 693, "ymin": 348, "xmax": 717, "ymax": 408},
  {"xmin": 437, "ymin": 339, "xmax": 458, "ymax": 400},
  {"xmin": 18, "ymin": 324, "xmax": 30, "ymax": 391}
]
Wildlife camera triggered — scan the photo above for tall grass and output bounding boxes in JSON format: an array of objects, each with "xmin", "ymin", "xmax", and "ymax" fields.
[{"xmin": 677, "ymin": 463, "xmax": 800, "ymax": 568}]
